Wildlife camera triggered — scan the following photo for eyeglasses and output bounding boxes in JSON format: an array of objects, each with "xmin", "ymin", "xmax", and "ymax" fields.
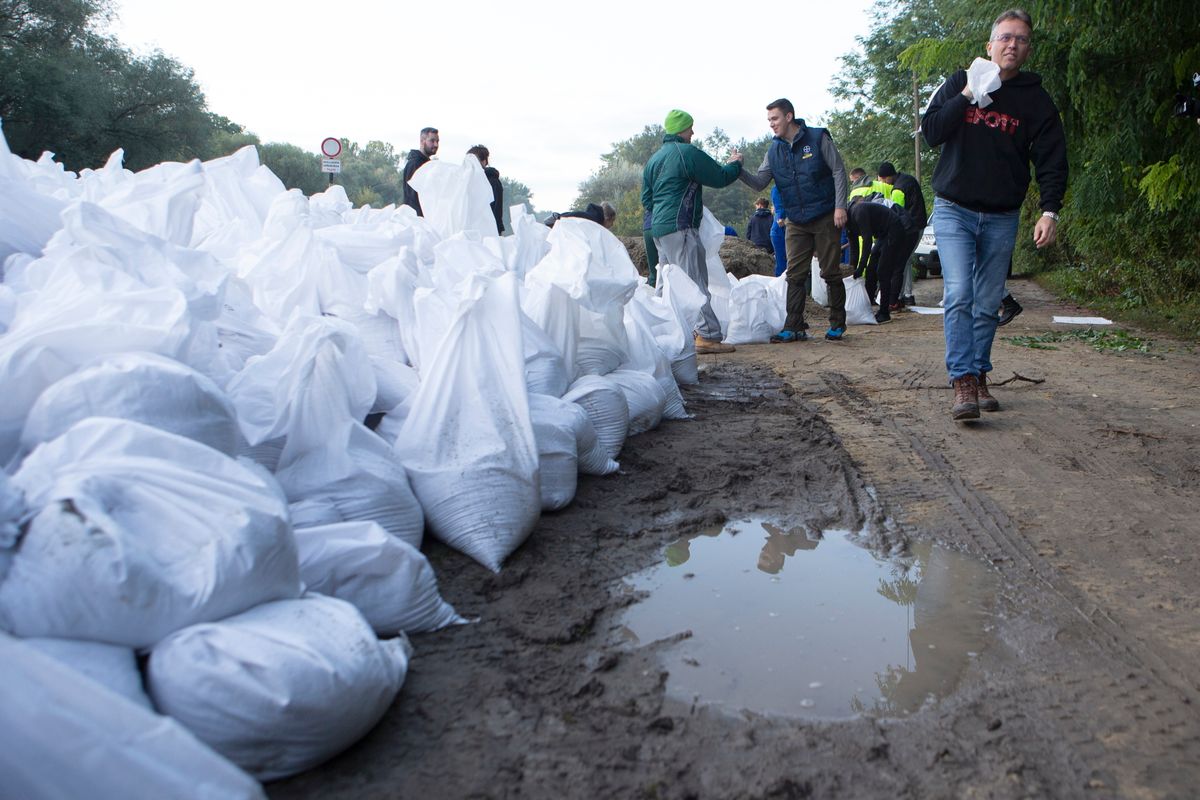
[{"xmin": 992, "ymin": 32, "xmax": 1031, "ymax": 45}]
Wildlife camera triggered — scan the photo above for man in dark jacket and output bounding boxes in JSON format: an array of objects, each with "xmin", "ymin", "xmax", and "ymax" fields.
[
  {"xmin": 642, "ymin": 108, "xmax": 743, "ymax": 354},
  {"xmin": 739, "ymin": 98, "xmax": 850, "ymax": 342},
  {"xmin": 468, "ymin": 144, "xmax": 504, "ymax": 234},
  {"xmin": 847, "ymin": 197, "xmax": 907, "ymax": 324},
  {"xmin": 922, "ymin": 7, "xmax": 1066, "ymax": 421},
  {"xmin": 746, "ymin": 198, "xmax": 774, "ymax": 252},
  {"xmin": 878, "ymin": 161, "xmax": 927, "ymax": 310},
  {"xmin": 402, "ymin": 127, "xmax": 439, "ymax": 216}
]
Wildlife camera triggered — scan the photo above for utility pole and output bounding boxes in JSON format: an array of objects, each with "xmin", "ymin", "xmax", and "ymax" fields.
[{"xmin": 913, "ymin": 72, "xmax": 922, "ymax": 184}]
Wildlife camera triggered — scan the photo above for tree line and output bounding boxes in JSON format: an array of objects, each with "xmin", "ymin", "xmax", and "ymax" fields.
[{"xmin": 0, "ymin": 0, "xmax": 536, "ymax": 230}]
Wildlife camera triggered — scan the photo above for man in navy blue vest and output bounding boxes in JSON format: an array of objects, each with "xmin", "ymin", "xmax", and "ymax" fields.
[{"xmin": 740, "ymin": 98, "xmax": 850, "ymax": 341}]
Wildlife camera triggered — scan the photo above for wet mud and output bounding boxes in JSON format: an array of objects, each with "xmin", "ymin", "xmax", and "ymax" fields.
[{"xmin": 272, "ymin": 278, "xmax": 1200, "ymax": 799}]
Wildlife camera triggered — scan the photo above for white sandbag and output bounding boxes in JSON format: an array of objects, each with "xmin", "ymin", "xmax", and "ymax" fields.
[
  {"xmin": 608, "ymin": 369, "xmax": 667, "ymax": 436},
  {"xmin": 528, "ymin": 394, "xmax": 579, "ymax": 511},
  {"xmin": 234, "ymin": 195, "xmax": 325, "ymax": 321},
  {"xmin": 364, "ymin": 251, "xmax": 426, "ymax": 370},
  {"xmin": 278, "ymin": 421, "xmax": 425, "ymax": 549},
  {"xmin": 575, "ymin": 336, "xmax": 624, "ymax": 376},
  {"xmin": 532, "ymin": 393, "xmax": 617, "ymax": 476},
  {"xmin": 0, "ymin": 471, "xmax": 22, "ymax": 582},
  {"xmin": 23, "ymin": 637, "xmax": 152, "ymax": 709},
  {"xmin": 0, "ymin": 283, "xmax": 15, "ymax": 333},
  {"xmin": 0, "ymin": 268, "xmax": 192, "ymax": 466},
  {"xmin": 811, "ymin": 260, "xmax": 829, "ymax": 307},
  {"xmin": 506, "ymin": 204, "xmax": 552, "ymax": 278},
  {"xmin": 96, "ymin": 157, "xmax": 205, "ymax": 247},
  {"xmin": 622, "ymin": 298, "xmax": 688, "ymax": 420},
  {"xmin": 522, "ymin": 311, "xmax": 569, "ymax": 397},
  {"xmin": 406, "ymin": 156, "xmax": 498, "ymax": 240},
  {"xmin": 146, "ymin": 594, "xmax": 409, "ymax": 781},
  {"xmin": 724, "ymin": 278, "xmax": 778, "ymax": 345},
  {"xmin": 19, "ymin": 352, "xmax": 242, "ymax": 459},
  {"xmin": 844, "ymin": 275, "xmax": 878, "ymax": 326},
  {"xmin": 225, "ymin": 315, "xmax": 376, "ymax": 448},
  {"xmin": 0, "ymin": 632, "xmax": 266, "ymax": 800},
  {"xmin": 699, "ymin": 208, "xmax": 733, "ymax": 329},
  {"xmin": 659, "ymin": 264, "xmax": 707, "ymax": 385},
  {"xmin": 562, "ymin": 374, "xmax": 630, "ymax": 461},
  {"xmin": 370, "ymin": 356, "xmax": 420, "ymax": 414},
  {"xmin": 294, "ymin": 522, "xmax": 463, "ymax": 635},
  {"xmin": 395, "ymin": 272, "xmax": 540, "ymax": 573},
  {"xmin": 527, "ymin": 217, "xmax": 639, "ymax": 313},
  {"xmin": 2, "ymin": 418, "xmax": 300, "ymax": 648},
  {"xmin": 522, "ymin": 280, "xmax": 580, "ymax": 381}
]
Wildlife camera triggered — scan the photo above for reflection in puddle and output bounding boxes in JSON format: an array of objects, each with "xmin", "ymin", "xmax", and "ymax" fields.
[{"xmin": 616, "ymin": 519, "xmax": 998, "ymax": 719}]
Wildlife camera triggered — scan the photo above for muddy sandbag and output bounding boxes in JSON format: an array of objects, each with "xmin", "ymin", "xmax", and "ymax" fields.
[
  {"xmin": 562, "ymin": 374, "xmax": 629, "ymax": 461},
  {"xmin": 146, "ymin": 594, "xmax": 409, "ymax": 781},
  {"xmin": 19, "ymin": 352, "xmax": 242, "ymax": 460},
  {"xmin": 23, "ymin": 637, "xmax": 152, "ymax": 709},
  {"xmin": 528, "ymin": 394, "xmax": 580, "ymax": 511},
  {"xmin": 2, "ymin": 418, "xmax": 300, "ymax": 648},
  {"xmin": 607, "ymin": 369, "xmax": 667, "ymax": 436},
  {"xmin": 0, "ymin": 632, "xmax": 266, "ymax": 800},
  {"xmin": 396, "ymin": 272, "xmax": 540, "ymax": 573},
  {"xmin": 294, "ymin": 522, "xmax": 464, "ymax": 635},
  {"xmin": 532, "ymin": 392, "xmax": 618, "ymax": 476}
]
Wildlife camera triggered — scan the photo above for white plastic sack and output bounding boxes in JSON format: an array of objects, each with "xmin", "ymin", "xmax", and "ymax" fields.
[
  {"xmin": 147, "ymin": 594, "xmax": 409, "ymax": 781},
  {"xmin": 528, "ymin": 394, "xmax": 580, "ymax": 511},
  {"xmin": 294, "ymin": 522, "xmax": 464, "ymax": 635},
  {"xmin": 532, "ymin": 392, "xmax": 618, "ymax": 477},
  {"xmin": 406, "ymin": 156, "xmax": 498, "ymax": 240},
  {"xmin": 0, "ymin": 632, "xmax": 265, "ymax": 800},
  {"xmin": 562, "ymin": 374, "xmax": 630, "ymax": 461},
  {"xmin": 24, "ymin": 637, "xmax": 152, "ymax": 709},
  {"xmin": 724, "ymin": 278, "xmax": 779, "ymax": 345},
  {"xmin": 523, "ymin": 311, "xmax": 570, "ymax": 397},
  {"xmin": 844, "ymin": 275, "xmax": 878, "ymax": 326},
  {"xmin": 522, "ymin": 274, "xmax": 580, "ymax": 381},
  {"xmin": 811, "ymin": 258, "xmax": 829, "ymax": 307},
  {"xmin": 699, "ymin": 208, "xmax": 733, "ymax": 330},
  {"xmin": 608, "ymin": 369, "xmax": 667, "ymax": 436},
  {"xmin": 527, "ymin": 217, "xmax": 639, "ymax": 313},
  {"xmin": 395, "ymin": 272, "xmax": 540, "ymax": 572},
  {"xmin": 19, "ymin": 352, "xmax": 242, "ymax": 460},
  {"xmin": 2, "ymin": 418, "xmax": 300, "ymax": 648},
  {"xmin": 659, "ymin": 265, "xmax": 707, "ymax": 385},
  {"xmin": 622, "ymin": 299, "xmax": 688, "ymax": 420}
]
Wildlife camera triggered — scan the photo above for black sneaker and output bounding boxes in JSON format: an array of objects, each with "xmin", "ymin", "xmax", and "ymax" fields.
[
  {"xmin": 874, "ymin": 310, "xmax": 892, "ymax": 324},
  {"xmin": 901, "ymin": 294, "xmax": 916, "ymax": 307},
  {"xmin": 997, "ymin": 295, "xmax": 1023, "ymax": 327}
]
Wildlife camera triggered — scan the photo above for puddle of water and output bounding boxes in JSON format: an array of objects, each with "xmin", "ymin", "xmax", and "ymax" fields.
[{"xmin": 616, "ymin": 519, "xmax": 998, "ymax": 719}]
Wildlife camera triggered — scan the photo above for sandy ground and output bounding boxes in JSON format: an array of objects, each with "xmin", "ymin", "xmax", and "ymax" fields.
[{"xmin": 271, "ymin": 276, "xmax": 1200, "ymax": 799}]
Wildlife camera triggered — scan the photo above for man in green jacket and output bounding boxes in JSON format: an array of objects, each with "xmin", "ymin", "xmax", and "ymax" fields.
[{"xmin": 642, "ymin": 109, "xmax": 743, "ymax": 354}]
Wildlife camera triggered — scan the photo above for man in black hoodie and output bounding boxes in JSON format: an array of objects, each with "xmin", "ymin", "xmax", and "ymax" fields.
[
  {"xmin": 402, "ymin": 127, "xmax": 439, "ymax": 217},
  {"xmin": 922, "ymin": 7, "xmax": 1067, "ymax": 422}
]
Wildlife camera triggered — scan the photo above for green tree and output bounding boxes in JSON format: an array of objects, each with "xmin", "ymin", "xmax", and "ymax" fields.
[
  {"xmin": 259, "ymin": 142, "xmax": 326, "ymax": 195},
  {"xmin": 499, "ymin": 175, "xmax": 534, "ymax": 232}
]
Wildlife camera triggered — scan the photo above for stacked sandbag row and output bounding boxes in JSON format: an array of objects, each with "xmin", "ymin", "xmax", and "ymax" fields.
[{"xmin": 0, "ymin": 115, "xmax": 708, "ymax": 794}]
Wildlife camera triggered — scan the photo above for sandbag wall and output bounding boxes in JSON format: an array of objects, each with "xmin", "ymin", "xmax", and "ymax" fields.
[{"xmin": 0, "ymin": 121, "xmax": 714, "ymax": 794}]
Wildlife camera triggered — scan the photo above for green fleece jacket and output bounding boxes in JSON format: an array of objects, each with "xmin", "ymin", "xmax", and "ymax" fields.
[{"xmin": 641, "ymin": 134, "xmax": 741, "ymax": 238}]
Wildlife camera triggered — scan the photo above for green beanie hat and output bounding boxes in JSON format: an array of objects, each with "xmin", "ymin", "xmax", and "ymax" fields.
[{"xmin": 664, "ymin": 109, "xmax": 694, "ymax": 135}]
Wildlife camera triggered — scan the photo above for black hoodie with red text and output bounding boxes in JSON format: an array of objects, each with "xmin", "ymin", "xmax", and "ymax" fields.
[{"xmin": 922, "ymin": 69, "xmax": 1067, "ymax": 214}]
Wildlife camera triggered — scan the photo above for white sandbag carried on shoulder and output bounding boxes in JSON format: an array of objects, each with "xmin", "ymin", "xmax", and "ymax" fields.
[
  {"xmin": 146, "ymin": 594, "xmax": 409, "ymax": 782},
  {"xmin": 395, "ymin": 272, "xmax": 540, "ymax": 573},
  {"xmin": 607, "ymin": 368, "xmax": 667, "ymax": 436},
  {"xmin": 19, "ymin": 351, "xmax": 242, "ymax": 459},
  {"xmin": 294, "ymin": 522, "xmax": 464, "ymax": 635},
  {"xmin": 562, "ymin": 373, "xmax": 629, "ymax": 461},
  {"xmin": 0, "ymin": 632, "xmax": 266, "ymax": 800},
  {"xmin": 24, "ymin": 637, "xmax": 152, "ymax": 709},
  {"xmin": 2, "ymin": 418, "xmax": 300, "ymax": 648},
  {"xmin": 844, "ymin": 275, "xmax": 877, "ymax": 326}
]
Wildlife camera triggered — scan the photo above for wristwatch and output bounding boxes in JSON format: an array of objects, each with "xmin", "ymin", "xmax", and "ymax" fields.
[{"xmin": 1042, "ymin": 211, "xmax": 1060, "ymax": 221}]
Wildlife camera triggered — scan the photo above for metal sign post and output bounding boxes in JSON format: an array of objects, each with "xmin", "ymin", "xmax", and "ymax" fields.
[{"xmin": 320, "ymin": 138, "xmax": 342, "ymax": 185}]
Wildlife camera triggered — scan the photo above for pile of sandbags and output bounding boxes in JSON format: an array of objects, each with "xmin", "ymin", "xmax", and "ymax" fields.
[{"xmin": 0, "ymin": 117, "xmax": 720, "ymax": 793}]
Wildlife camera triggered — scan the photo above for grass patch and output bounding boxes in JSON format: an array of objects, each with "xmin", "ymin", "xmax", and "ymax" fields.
[
  {"xmin": 1035, "ymin": 270, "xmax": 1200, "ymax": 343},
  {"xmin": 1001, "ymin": 328, "xmax": 1152, "ymax": 353}
]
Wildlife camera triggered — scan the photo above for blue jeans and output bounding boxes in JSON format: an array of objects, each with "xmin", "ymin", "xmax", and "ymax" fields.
[
  {"xmin": 770, "ymin": 221, "xmax": 787, "ymax": 277},
  {"xmin": 933, "ymin": 197, "xmax": 1019, "ymax": 380}
]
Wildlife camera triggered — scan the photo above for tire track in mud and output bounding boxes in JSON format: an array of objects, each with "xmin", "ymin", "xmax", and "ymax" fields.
[{"xmin": 812, "ymin": 369, "xmax": 1200, "ymax": 796}]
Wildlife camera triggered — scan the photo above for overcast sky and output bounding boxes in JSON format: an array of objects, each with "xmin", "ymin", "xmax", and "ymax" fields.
[{"xmin": 110, "ymin": 0, "xmax": 877, "ymax": 212}]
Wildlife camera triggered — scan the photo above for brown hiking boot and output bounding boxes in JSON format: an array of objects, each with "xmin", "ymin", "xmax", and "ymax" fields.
[
  {"xmin": 951, "ymin": 375, "xmax": 980, "ymax": 421},
  {"xmin": 695, "ymin": 334, "xmax": 735, "ymax": 355},
  {"xmin": 977, "ymin": 372, "xmax": 1000, "ymax": 412}
]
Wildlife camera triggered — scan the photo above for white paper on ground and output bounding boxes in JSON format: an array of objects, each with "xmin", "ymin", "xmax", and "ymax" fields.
[
  {"xmin": 1052, "ymin": 316, "xmax": 1113, "ymax": 325},
  {"xmin": 909, "ymin": 306, "xmax": 946, "ymax": 315}
]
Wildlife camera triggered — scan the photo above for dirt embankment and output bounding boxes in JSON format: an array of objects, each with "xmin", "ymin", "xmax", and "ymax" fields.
[{"xmin": 272, "ymin": 276, "xmax": 1200, "ymax": 799}]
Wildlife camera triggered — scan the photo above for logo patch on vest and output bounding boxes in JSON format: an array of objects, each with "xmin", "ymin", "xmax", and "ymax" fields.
[{"xmin": 802, "ymin": 144, "xmax": 813, "ymax": 159}]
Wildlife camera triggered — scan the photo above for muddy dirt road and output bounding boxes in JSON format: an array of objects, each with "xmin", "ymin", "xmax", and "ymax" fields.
[{"xmin": 272, "ymin": 277, "xmax": 1200, "ymax": 799}]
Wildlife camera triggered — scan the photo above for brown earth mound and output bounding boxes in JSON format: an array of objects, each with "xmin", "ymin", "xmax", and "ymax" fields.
[{"xmin": 618, "ymin": 235, "xmax": 776, "ymax": 281}]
